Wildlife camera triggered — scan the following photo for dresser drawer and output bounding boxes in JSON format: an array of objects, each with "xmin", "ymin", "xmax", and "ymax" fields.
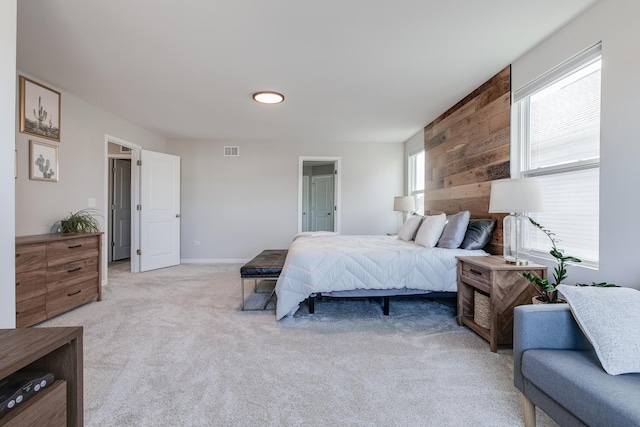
[
  {"xmin": 0, "ymin": 380, "xmax": 66, "ymax": 427},
  {"xmin": 15, "ymin": 243, "xmax": 47, "ymax": 274},
  {"xmin": 15, "ymin": 295, "xmax": 47, "ymax": 328},
  {"xmin": 46, "ymin": 279, "xmax": 98, "ymax": 318},
  {"xmin": 16, "ymin": 269, "xmax": 46, "ymax": 302},
  {"xmin": 46, "ymin": 257, "xmax": 99, "ymax": 292},
  {"xmin": 47, "ymin": 236, "xmax": 99, "ymax": 267},
  {"xmin": 460, "ymin": 262, "xmax": 491, "ymax": 287}
]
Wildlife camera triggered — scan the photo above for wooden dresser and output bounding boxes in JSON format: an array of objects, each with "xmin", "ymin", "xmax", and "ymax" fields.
[{"xmin": 15, "ymin": 233, "xmax": 102, "ymax": 328}]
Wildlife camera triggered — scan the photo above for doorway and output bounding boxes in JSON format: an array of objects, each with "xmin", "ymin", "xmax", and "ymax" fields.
[
  {"xmin": 298, "ymin": 157, "xmax": 341, "ymax": 233},
  {"xmin": 104, "ymin": 137, "xmax": 182, "ymax": 281},
  {"xmin": 107, "ymin": 142, "xmax": 133, "ymax": 267},
  {"xmin": 110, "ymin": 158, "xmax": 132, "ymax": 262}
]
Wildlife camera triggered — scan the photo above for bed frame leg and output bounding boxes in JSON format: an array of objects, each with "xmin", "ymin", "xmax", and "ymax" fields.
[
  {"xmin": 383, "ymin": 296, "xmax": 389, "ymax": 315},
  {"xmin": 309, "ymin": 294, "xmax": 315, "ymax": 314}
]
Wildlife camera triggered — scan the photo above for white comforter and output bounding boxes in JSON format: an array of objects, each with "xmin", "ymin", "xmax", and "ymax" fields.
[{"xmin": 275, "ymin": 234, "xmax": 487, "ymax": 319}]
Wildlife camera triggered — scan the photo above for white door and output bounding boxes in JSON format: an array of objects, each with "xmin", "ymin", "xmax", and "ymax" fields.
[
  {"xmin": 140, "ymin": 150, "xmax": 181, "ymax": 272},
  {"xmin": 112, "ymin": 159, "xmax": 131, "ymax": 261},
  {"xmin": 312, "ymin": 174, "xmax": 334, "ymax": 232},
  {"xmin": 302, "ymin": 176, "xmax": 310, "ymax": 232}
]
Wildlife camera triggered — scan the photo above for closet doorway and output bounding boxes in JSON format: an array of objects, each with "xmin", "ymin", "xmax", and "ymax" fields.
[
  {"xmin": 298, "ymin": 157, "xmax": 341, "ymax": 233},
  {"xmin": 108, "ymin": 143, "xmax": 132, "ymax": 263}
]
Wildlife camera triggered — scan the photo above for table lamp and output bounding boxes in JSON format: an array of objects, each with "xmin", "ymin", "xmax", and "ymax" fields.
[
  {"xmin": 393, "ymin": 196, "xmax": 415, "ymax": 225},
  {"xmin": 488, "ymin": 178, "xmax": 543, "ymax": 265}
]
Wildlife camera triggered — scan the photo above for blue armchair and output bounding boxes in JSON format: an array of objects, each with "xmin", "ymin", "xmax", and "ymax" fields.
[{"xmin": 513, "ymin": 304, "xmax": 640, "ymax": 427}]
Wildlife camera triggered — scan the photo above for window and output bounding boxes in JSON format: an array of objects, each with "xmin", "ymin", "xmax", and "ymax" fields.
[
  {"xmin": 408, "ymin": 149, "xmax": 425, "ymax": 215},
  {"xmin": 514, "ymin": 43, "xmax": 601, "ymax": 265}
]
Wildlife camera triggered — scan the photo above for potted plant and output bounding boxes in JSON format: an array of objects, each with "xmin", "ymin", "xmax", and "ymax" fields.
[
  {"xmin": 521, "ymin": 218, "xmax": 618, "ymax": 302},
  {"xmin": 520, "ymin": 218, "xmax": 582, "ymax": 303},
  {"xmin": 57, "ymin": 209, "xmax": 102, "ymax": 233}
]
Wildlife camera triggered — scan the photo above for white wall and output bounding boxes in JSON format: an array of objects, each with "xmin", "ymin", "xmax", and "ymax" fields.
[
  {"xmin": 167, "ymin": 139, "xmax": 404, "ymax": 261},
  {"xmin": 15, "ymin": 73, "xmax": 167, "ymax": 237},
  {"xmin": 511, "ymin": 0, "xmax": 640, "ymax": 287},
  {"xmin": 0, "ymin": 0, "xmax": 17, "ymax": 328}
]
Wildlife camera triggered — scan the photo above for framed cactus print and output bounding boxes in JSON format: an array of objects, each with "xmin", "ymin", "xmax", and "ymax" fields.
[
  {"xmin": 19, "ymin": 76, "xmax": 61, "ymax": 142},
  {"xmin": 29, "ymin": 140, "xmax": 59, "ymax": 182}
]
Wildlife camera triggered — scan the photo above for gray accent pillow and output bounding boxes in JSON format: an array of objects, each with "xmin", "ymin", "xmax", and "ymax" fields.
[
  {"xmin": 459, "ymin": 219, "xmax": 496, "ymax": 250},
  {"xmin": 558, "ymin": 285, "xmax": 640, "ymax": 375},
  {"xmin": 436, "ymin": 211, "xmax": 470, "ymax": 249}
]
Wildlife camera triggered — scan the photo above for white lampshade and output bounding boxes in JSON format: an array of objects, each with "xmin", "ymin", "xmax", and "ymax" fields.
[
  {"xmin": 489, "ymin": 178, "xmax": 543, "ymax": 265},
  {"xmin": 393, "ymin": 196, "xmax": 415, "ymax": 212},
  {"xmin": 489, "ymin": 179, "xmax": 543, "ymax": 214}
]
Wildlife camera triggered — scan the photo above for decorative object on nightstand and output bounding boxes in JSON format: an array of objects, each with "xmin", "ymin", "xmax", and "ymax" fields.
[
  {"xmin": 393, "ymin": 196, "xmax": 415, "ymax": 226},
  {"xmin": 488, "ymin": 178, "xmax": 543, "ymax": 265},
  {"xmin": 521, "ymin": 218, "xmax": 581, "ymax": 304},
  {"xmin": 520, "ymin": 218, "xmax": 618, "ymax": 304},
  {"xmin": 456, "ymin": 255, "xmax": 547, "ymax": 352}
]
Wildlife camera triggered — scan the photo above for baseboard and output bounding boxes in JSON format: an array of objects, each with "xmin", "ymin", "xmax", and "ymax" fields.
[{"xmin": 181, "ymin": 258, "xmax": 251, "ymax": 264}]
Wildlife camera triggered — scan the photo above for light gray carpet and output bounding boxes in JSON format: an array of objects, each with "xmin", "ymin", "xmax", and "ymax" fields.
[{"xmin": 40, "ymin": 262, "xmax": 557, "ymax": 426}]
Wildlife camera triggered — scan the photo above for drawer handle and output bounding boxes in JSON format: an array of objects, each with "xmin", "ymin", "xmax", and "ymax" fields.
[
  {"xmin": 67, "ymin": 267, "xmax": 82, "ymax": 273},
  {"xmin": 16, "ymin": 282, "xmax": 20, "ymax": 286},
  {"xmin": 15, "ymin": 253, "xmax": 20, "ymax": 258},
  {"xmin": 68, "ymin": 290, "xmax": 82, "ymax": 297},
  {"xmin": 68, "ymin": 244, "xmax": 83, "ymax": 249},
  {"xmin": 469, "ymin": 269, "xmax": 483, "ymax": 276}
]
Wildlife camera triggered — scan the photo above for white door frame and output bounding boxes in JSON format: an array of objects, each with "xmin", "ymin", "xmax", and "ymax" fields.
[
  {"xmin": 302, "ymin": 175, "xmax": 310, "ymax": 232},
  {"xmin": 298, "ymin": 156, "xmax": 341, "ymax": 234},
  {"xmin": 104, "ymin": 134, "xmax": 142, "ymax": 281}
]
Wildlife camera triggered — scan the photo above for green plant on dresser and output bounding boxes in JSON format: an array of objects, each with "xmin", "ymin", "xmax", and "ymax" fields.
[{"xmin": 56, "ymin": 209, "xmax": 101, "ymax": 233}]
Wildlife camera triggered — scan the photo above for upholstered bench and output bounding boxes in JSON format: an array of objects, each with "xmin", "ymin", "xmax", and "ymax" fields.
[{"xmin": 240, "ymin": 249, "xmax": 287, "ymax": 310}]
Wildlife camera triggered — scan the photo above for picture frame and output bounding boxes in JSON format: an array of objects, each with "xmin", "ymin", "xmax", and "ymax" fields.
[
  {"xmin": 20, "ymin": 76, "xmax": 61, "ymax": 142},
  {"xmin": 29, "ymin": 140, "xmax": 59, "ymax": 182}
]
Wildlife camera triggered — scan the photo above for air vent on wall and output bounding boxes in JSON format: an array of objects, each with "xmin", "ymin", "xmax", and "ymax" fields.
[{"xmin": 224, "ymin": 146, "xmax": 239, "ymax": 157}]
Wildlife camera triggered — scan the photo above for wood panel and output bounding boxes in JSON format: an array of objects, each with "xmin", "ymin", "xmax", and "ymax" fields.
[{"xmin": 424, "ymin": 66, "xmax": 511, "ymax": 255}]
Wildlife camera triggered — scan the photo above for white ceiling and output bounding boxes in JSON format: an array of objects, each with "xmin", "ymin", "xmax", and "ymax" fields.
[{"xmin": 17, "ymin": 0, "xmax": 598, "ymax": 144}]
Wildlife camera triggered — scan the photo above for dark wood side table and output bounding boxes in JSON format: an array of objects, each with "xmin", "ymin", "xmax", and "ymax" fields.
[
  {"xmin": 456, "ymin": 256, "xmax": 547, "ymax": 352},
  {"xmin": 0, "ymin": 327, "xmax": 83, "ymax": 426}
]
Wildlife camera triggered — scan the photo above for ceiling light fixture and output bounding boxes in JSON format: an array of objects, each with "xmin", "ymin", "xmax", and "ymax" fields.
[{"xmin": 253, "ymin": 91, "xmax": 284, "ymax": 104}]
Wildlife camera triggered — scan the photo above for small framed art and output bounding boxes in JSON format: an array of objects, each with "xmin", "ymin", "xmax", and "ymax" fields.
[
  {"xmin": 20, "ymin": 76, "xmax": 61, "ymax": 142},
  {"xmin": 29, "ymin": 140, "xmax": 59, "ymax": 182}
]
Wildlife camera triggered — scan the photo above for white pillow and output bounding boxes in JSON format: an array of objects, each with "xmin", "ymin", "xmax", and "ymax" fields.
[
  {"xmin": 558, "ymin": 284, "xmax": 640, "ymax": 375},
  {"xmin": 397, "ymin": 215, "xmax": 422, "ymax": 241},
  {"xmin": 414, "ymin": 213, "xmax": 447, "ymax": 248}
]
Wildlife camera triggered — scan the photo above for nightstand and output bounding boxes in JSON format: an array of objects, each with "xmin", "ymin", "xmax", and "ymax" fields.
[{"xmin": 456, "ymin": 255, "xmax": 547, "ymax": 352}]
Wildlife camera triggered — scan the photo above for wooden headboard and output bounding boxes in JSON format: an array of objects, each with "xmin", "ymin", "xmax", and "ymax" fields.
[{"xmin": 423, "ymin": 66, "xmax": 511, "ymax": 255}]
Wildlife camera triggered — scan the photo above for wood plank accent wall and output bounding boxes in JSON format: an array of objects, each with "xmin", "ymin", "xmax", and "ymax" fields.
[{"xmin": 423, "ymin": 66, "xmax": 511, "ymax": 255}]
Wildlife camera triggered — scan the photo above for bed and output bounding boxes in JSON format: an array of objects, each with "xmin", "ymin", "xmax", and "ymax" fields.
[{"xmin": 274, "ymin": 215, "xmax": 495, "ymax": 319}]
